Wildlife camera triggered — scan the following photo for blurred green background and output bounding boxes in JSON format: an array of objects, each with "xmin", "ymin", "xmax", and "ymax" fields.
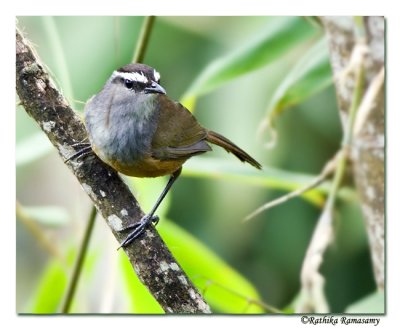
[{"xmin": 16, "ymin": 16, "xmax": 380, "ymax": 314}]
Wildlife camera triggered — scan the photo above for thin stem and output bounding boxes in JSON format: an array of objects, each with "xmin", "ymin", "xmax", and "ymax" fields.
[
  {"xmin": 353, "ymin": 16, "xmax": 367, "ymax": 40},
  {"xmin": 353, "ymin": 67, "xmax": 385, "ymax": 136},
  {"xmin": 324, "ymin": 17, "xmax": 366, "ymax": 210},
  {"xmin": 244, "ymin": 151, "xmax": 339, "ymax": 222},
  {"xmin": 327, "ymin": 48, "xmax": 365, "ymax": 208},
  {"xmin": 132, "ymin": 16, "xmax": 156, "ymax": 63},
  {"xmin": 114, "ymin": 17, "xmax": 121, "ymax": 67},
  {"xmin": 198, "ymin": 277, "xmax": 280, "ymax": 314},
  {"xmin": 61, "ymin": 206, "xmax": 97, "ymax": 313},
  {"xmin": 41, "ymin": 17, "xmax": 74, "ymax": 103}
]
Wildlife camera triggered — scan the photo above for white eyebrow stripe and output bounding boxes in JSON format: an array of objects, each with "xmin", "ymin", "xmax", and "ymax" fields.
[
  {"xmin": 153, "ymin": 69, "xmax": 161, "ymax": 82},
  {"xmin": 112, "ymin": 71, "xmax": 148, "ymax": 84}
]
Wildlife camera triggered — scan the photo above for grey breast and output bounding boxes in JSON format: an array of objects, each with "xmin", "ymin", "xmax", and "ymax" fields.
[{"xmin": 84, "ymin": 83, "xmax": 160, "ymax": 165}]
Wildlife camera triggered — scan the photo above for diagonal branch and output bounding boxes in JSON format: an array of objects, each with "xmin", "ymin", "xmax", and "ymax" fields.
[{"xmin": 16, "ymin": 28, "xmax": 210, "ymax": 314}]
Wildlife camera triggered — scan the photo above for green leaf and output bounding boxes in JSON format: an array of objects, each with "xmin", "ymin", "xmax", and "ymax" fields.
[
  {"xmin": 265, "ymin": 37, "xmax": 332, "ymax": 125},
  {"xmin": 21, "ymin": 205, "xmax": 69, "ymax": 226},
  {"xmin": 183, "ymin": 157, "xmax": 328, "ymax": 207},
  {"xmin": 345, "ymin": 291, "xmax": 385, "ymax": 313},
  {"xmin": 119, "ymin": 177, "xmax": 169, "ymax": 313},
  {"xmin": 16, "ymin": 132, "xmax": 53, "ymax": 166},
  {"xmin": 182, "ymin": 17, "xmax": 318, "ymax": 105},
  {"xmin": 28, "ymin": 259, "xmax": 68, "ymax": 313},
  {"xmin": 24, "ymin": 246, "xmax": 100, "ymax": 313},
  {"xmin": 119, "ymin": 218, "xmax": 267, "ymax": 313},
  {"xmin": 119, "ymin": 252, "xmax": 164, "ymax": 314},
  {"xmin": 158, "ymin": 219, "xmax": 265, "ymax": 313}
]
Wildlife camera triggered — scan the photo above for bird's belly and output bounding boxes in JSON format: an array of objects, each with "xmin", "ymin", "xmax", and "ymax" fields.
[{"xmin": 109, "ymin": 156, "xmax": 185, "ymax": 178}]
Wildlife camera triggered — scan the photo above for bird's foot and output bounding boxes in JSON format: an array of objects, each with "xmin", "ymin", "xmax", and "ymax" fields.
[
  {"xmin": 64, "ymin": 142, "xmax": 93, "ymax": 163},
  {"xmin": 117, "ymin": 214, "xmax": 159, "ymax": 249}
]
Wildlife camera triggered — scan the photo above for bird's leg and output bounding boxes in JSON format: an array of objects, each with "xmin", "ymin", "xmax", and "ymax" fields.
[{"xmin": 118, "ymin": 168, "xmax": 182, "ymax": 249}]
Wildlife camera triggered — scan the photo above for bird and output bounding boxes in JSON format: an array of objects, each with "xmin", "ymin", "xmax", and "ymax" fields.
[{"xmin": 69, "ymin": 63, "xmax": 261, "ymax": 248}]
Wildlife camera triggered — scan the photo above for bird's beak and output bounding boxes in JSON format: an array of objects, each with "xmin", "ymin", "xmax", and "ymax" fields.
[{"xmin": 144, "ymin": 81, "xmax": 166, "ymax": 95}]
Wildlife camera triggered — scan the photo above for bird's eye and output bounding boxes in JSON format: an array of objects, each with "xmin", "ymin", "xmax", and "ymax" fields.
[{"xmin": 124, "ymin": 79, "xmax": 134, "ymax": 89}]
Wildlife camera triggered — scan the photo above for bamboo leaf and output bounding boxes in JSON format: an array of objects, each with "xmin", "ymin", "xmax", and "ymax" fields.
[
  {"xmin": 27, "ymin": 259, "xmax": 67, "ymax": 313},
  {"xmin": 183, "ymin": 157, "xmax": 329, "ymax": 207},
  {"xmin": 119, "ymin": 218, "xmax": 266, "ymax": 313},
  {"xmin": 260, "ymin": 37, "xmax": 332, "ymax": 144},
  {"xmin": 158, "ymin": 219, "xmax": 265, "ymax": 313},
  {"xmin": 119, "ymin": 252, "xmax": 164, "ymax": 313},
  {"xmin": 182, "ymin": 17, "xmax": 318, "ymax": 107}
]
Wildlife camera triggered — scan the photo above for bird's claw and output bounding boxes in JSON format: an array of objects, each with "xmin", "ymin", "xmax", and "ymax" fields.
[{"xmin": 117, "ymin": 214, "xmax": 159, "ymax": 249}]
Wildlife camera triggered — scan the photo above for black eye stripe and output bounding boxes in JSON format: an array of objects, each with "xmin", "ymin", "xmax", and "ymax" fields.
[
  {"xmin": 123, "ymin": 78, "xmax": 149, "ymax": 90},
  {"xmin": 124, "ymin": 79, "xmax": 134, "ymax": 89}
]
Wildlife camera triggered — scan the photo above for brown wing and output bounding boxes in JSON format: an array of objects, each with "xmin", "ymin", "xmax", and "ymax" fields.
[{"xmin": 151, "ymin": 95, "xmax": 211, "ymax": 160}]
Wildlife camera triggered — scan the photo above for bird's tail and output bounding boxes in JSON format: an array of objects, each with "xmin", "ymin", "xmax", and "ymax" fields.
[{"xmin": 206, "ymin": 130, "xmax": 261, "ymax": 169}]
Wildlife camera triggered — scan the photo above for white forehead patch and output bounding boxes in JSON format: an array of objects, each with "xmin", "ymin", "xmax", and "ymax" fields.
[
  {"xmin": 153, "ymin": 69, "xmax": 161, "ymax": 82},
  {"xmin": 112, "ymin": 71, "xmax": 148, "ymax": 84}
]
